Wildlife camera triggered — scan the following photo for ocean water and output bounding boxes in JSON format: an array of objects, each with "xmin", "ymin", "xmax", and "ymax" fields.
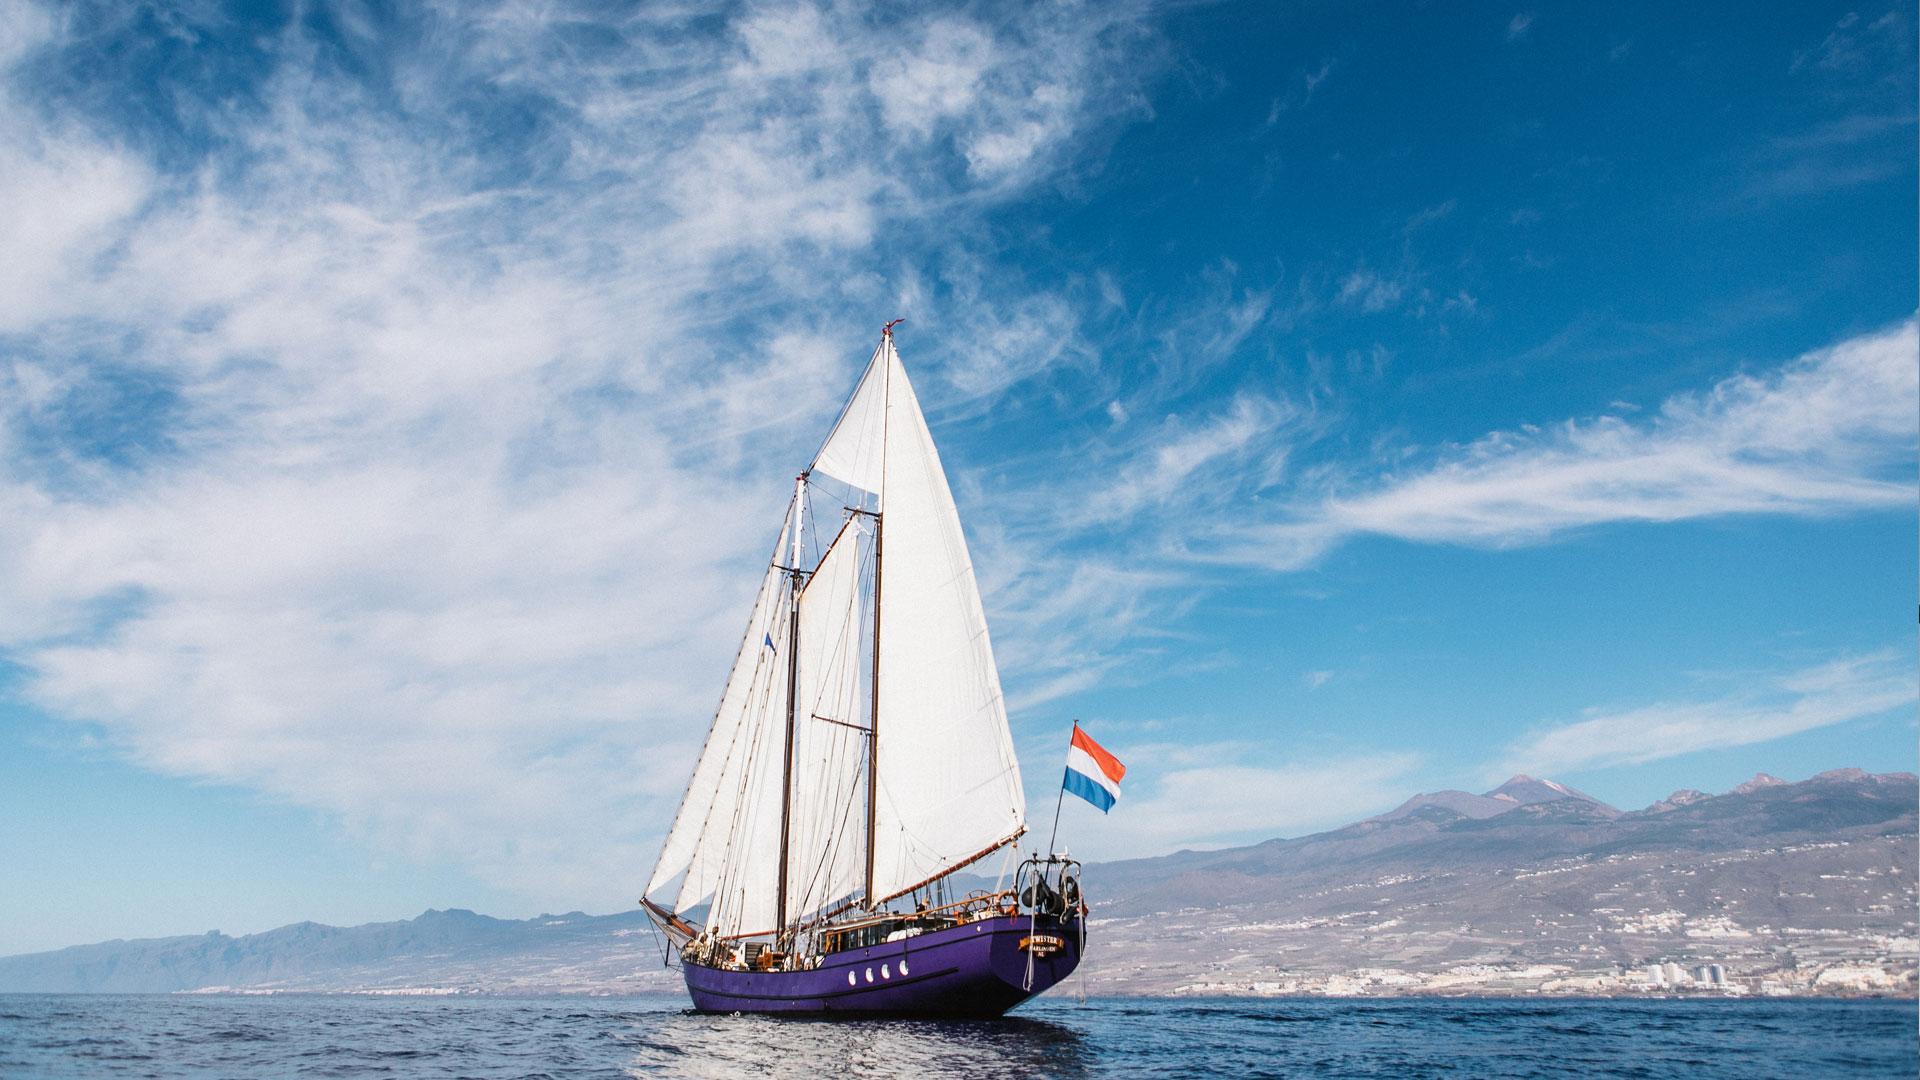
[{"xmin": 0, "ymin": 994, "xmax": 1913, "ymax": 1079}]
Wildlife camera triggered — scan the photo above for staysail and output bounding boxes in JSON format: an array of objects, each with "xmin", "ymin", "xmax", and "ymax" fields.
[{"xmin": 647, "ymin": 331, "xmax": 1024, "ymax": 936}]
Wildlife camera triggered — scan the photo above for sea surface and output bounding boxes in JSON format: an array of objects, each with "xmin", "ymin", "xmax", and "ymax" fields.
[{"xmin": 0, "ymin": 994, "xmax": 1913, "ymax": 1079}]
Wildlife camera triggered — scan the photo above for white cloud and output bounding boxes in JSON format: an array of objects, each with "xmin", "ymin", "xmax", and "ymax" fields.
[
  {"xmin": 870, "ymin": 19, "xmax": 994, "ymax": 137},
  {"xmin": 0, "ymin": 0, "xmax": 55, "ymax": 68},
  {"xmin": 965, "ymin": 318, "xmax": 1916, "ymax": 719},
  {"xmin": 734, "ymin": 4, "xmax": 842, "ymax": 78},
  {"xmin": 1216, "ymin": 318, "xmax": 1918, "ymax": 567},
  {"xmin": 0, "ymin": 0, "xmax": 1159, "ymax": 917},
  {"xmin": 1499, "ymin": 651, "xmax": 1917, "ymax": 778},
  {"xmin": 1303, "ymin": 59, "xmax": 1336, "ymax": 96},
  {"xmin": 935, "ymin": 286, "xmax": 1084, "ymax": 404},
  {"xmin": 1336, "ymin": 267, "xmax": 1404, "ymax": 312},
  {"xmin": 1068, "ymin": 746, "xmax": 1423, "ymax": 859},
  {"xmin": 0, "ymin": 116, "xmax": 150, "ymax": 331},
  {"xmin": 981, "ymin": 543, "xmax": 1175, "ymax": 713},
  {"xmin": 1072, "ymin": 394, "xmax": 1299, "ymax": 527},
  {"xmin": 1268, "ymin": 58, "xmax": 1337, "ymax": 118},
  {"xmin": 966, "ymin": 109, "xmax": 1061, "ymax": 179},
  {"xmin": 871, "ymin": 4, "xmax": 1139, "ymax": 186}
]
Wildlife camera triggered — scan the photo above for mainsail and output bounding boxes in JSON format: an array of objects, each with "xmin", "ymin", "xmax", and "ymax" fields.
[
  {"xmin": 813, "ymin": 337, "xmax": 1026, "ymax": 902},
  {"xmin": 646, "ymin": 333, "xmax": 1025, "ymax": 938}
]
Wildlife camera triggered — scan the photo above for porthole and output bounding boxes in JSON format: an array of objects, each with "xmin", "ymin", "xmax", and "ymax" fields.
[
  {"xmin": 899, "ymin": 959, "xmax": 910, "ymax": 976},
  {"xmin": 865, "ymin": 967, "xmax": 874, "ymax": 982},
  {"xmin": 881, "ymin": 964, "xmax": 890, "ymax": 979},
  {"xmin": 846, "ymin": 971, "xmax": 856, "ymax": 986}
]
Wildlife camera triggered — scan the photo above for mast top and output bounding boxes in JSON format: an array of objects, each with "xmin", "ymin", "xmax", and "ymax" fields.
[{"xmin": 882, "ymin": 318, "xmax": 905, "ymax": 339}]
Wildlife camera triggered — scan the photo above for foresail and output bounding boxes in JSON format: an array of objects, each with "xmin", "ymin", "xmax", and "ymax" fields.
[
  {"xmin": 787, "ymin": 517, "xmax": 871, "ymax": 921},
  {"xmin": 872, "ymin": 337, "xmax": 1025, "ymax": 901}
]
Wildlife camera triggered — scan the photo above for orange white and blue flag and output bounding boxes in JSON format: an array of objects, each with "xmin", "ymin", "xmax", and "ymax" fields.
[{"xmin": 1062, "ymin": 724, "xmax": 1126, "ymax": 813}]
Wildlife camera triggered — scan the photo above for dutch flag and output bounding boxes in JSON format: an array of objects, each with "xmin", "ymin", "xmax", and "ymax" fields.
[{"xmin": 1062, "ymin": 723, "xmax": 1126, "ymax": 813}]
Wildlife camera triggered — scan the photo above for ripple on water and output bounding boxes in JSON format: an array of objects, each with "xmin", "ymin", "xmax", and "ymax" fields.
[{"xmin": 0, "ymin": 995, "xmax": 1913, "ymax": 1080}]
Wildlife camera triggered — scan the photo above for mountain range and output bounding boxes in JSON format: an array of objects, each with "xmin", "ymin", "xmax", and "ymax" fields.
[
  {"xmin": 1079, "ymin": 767, "xmax": 1915, "ymax": 994},
  {"xmin": 1086, "ymin": 767, "xmax": 1909, "ymax": 917},
  {"xmin": 2, "ymin": 767, "xmax": 1912, "ymax": 995}
]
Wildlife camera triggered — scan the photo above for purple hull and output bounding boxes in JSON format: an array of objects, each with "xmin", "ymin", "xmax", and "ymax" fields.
[{"xmin": 682, "ymin": 914, "xmax": 1083, "ymax": 1016}]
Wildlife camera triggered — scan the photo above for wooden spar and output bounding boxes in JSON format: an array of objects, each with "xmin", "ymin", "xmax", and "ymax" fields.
[
  {"xmin": 864, "ymin": 509, "xmax": 881, "ymax": 908},
  {"xmin": 775, "ymin": 477, "xmax": 805, "ymax": 937},
  {"xmin": 775, "ymin": 568, "xmax": 799, "ymax": 935},
  {"xmin": 811, "ymin": 712, "xmax": 871, "ymax": 733},
  {"xmin": 640, "ymin": 897, "xmax": 699, "ymax": 941},
  {"xmin": 865, "ymin": 326, "xmax": 893, "ymax": 911},
  {"xmin": 873, "ymin": 828, "xmax": 1026, "ymax": 907}
]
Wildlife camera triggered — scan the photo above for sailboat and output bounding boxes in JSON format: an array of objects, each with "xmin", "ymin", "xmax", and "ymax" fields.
[{"xmin": 641, "ymin": 323, "xmax": 1085, "ymax": 1016}]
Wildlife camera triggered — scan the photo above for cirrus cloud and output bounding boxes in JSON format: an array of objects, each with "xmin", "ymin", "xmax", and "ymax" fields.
[
  {"xmin": 1497, "ymin": 650, "xmax": 1917, "ymax": 779},
  {"xmin": 1214, "ymin": 317, "xmax": 1918, "ymax": 568}
]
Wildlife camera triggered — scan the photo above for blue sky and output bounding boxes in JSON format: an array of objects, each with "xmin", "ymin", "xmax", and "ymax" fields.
[{"xmin": 0, "ymin": 1, "xmax": 1913, "ymax": 956}]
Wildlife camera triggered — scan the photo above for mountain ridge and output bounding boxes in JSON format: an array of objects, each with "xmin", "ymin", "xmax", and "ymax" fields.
[
  {"xmin": 1085, "ymin": 766, "xmax": 1915, "ymax": 916},
  {"xmin": 1073, "ymin": 767, "xmax": 1914, "ymax": 996},
  {"xmin": 1372, "ymin": 772, "xmax": 1620, "ymax": 823},
  {"xmin": 4, "ymin": 766, "xmax": 1913, "ymax": 994}
]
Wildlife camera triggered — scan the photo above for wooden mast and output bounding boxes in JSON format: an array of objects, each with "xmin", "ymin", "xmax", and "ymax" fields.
[
  {"xmin": 865, "ymin": 321, "xmax": 899, "ymax": 909},
  {"xmin": 865, "ymin": 509, "xmax": 882, "ymax": 907},
  {"xmin": 775, "ymin": 474, "xmax": 805, "ymax": 939}
]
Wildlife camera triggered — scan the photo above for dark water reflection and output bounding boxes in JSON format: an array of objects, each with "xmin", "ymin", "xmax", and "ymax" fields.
[{"xmin": 0, "ymin": 994, "xmax": 1912, "ymax": 1079}]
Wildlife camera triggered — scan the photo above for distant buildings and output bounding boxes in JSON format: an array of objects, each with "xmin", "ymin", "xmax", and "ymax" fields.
[{"xmin": 1167, "ymin": 955, "xmax": 1916, "ymax": 998}]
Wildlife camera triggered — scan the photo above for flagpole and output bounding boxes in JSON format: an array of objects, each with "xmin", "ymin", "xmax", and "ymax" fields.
[{"xmin": 1047, "ymin": 720, "xmax": 1076, "ymax": 856}]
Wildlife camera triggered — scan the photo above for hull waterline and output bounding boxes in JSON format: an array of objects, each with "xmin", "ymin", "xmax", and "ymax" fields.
[{"xmin": 682, "ymin": 914, "xmax": 1083, "ymax": 1016}]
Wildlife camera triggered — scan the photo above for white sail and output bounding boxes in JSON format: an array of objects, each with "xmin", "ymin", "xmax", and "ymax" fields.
[
  {"xmin": 649, "ymin": 331, "xmax": 1024, "ymax": 936},
  {"xmin": 811, "ymin": 343, "xmax": 889, "ymax": 496},
  {"xmin": 870, "ymin": 336, "xmax": 1025, "ymax": 901},
  {"xmin": 785, "ymin": 516, "xmax": 871, "ymax": 920},
  {"xmin": 646, "ymin": 545, "xmax": 793, "ymax": 938}
]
